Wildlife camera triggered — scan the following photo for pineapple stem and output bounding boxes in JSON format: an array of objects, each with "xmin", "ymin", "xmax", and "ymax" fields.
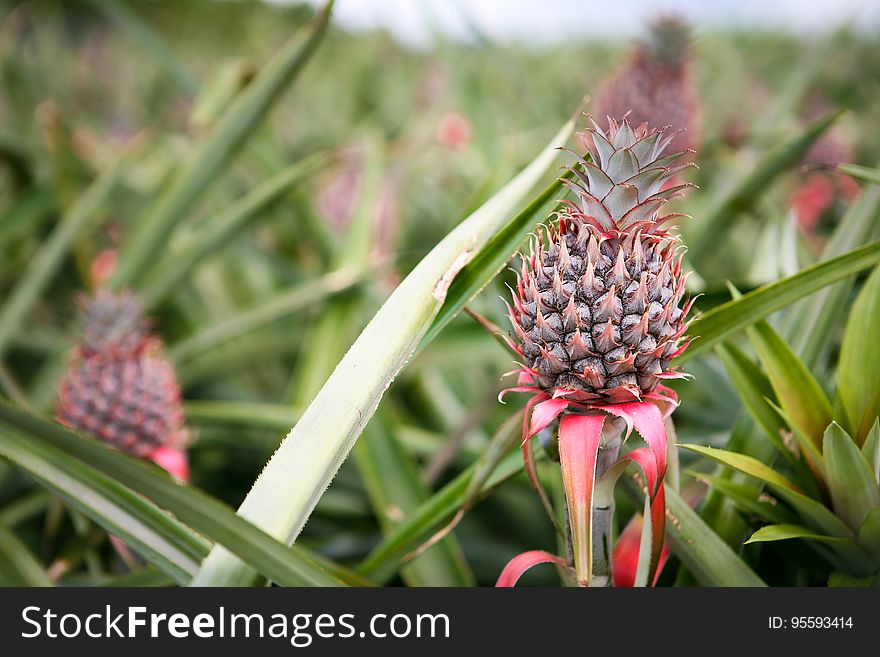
[{"xmin": 589, "ymin": 431, "xmax": 621, "ymax": 587}]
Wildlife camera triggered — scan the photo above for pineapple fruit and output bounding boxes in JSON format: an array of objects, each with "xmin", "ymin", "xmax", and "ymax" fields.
[
  {"xmin": 56, "ymin": 290, "xmax": 188, "ymax": 476},
  {"xmin": 595, "ymin": 16, "xmax": 700, "ymax": 154},
  {"xmin": 508, "ymin": 118, "xmax": 693, "ymax": 403}
]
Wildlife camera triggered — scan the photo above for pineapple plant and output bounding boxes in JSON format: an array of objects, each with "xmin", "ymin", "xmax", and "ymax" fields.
[
  {"xmin": 56, "ymin": 290, "xmax": 189, "ymax": 480},
  {"xmin": 498, "ymin": 117, "xmax": 694, "ymax": 586},
  {"xmin": 595, "ymin": 16, "xmax": 700, "ymax": 155}
]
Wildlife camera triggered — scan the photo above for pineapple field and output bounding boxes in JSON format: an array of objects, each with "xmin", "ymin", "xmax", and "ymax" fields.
[{"xmin": 1, "ymin": 0, "xmax": 879, "ymax": 591}]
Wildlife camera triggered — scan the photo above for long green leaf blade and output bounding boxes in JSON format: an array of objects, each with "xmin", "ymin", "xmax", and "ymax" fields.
[
  {"xmin": 0, "ymin": 402, "xmax": 348, "ymax": 587},
  {"xmin": 0, "ymin": 425, "xmax": 205, "ymax": 584},
  {"xmin": 682, "ymin": 240, "xmax": 880, "ymax": 363}
]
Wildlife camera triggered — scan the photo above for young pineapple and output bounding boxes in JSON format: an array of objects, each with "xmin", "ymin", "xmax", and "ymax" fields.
[
  {"xmin": 56, "ymin": 290, "xmax": 188, "ymax": 467},
  {"xmin": 595, "ymin": 16, "xmax": 700, "ymax": 154},
  {"xmin": 508, "ymin": 118, "xmax": 693, "ymax": 403}
]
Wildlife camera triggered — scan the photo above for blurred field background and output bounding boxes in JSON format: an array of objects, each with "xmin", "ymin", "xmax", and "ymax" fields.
[{"xmin": 1, "ymin": 0, "xmax": 879, "ymax": 586}]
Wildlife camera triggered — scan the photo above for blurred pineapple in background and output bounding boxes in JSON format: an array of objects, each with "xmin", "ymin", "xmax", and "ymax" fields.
[
  {"xmin": 56, "ymin": 290, "xmax": 189, "ymax": 481},
  {"xmin": 596, "ymin": 15, "xmax": 701, "ymax": 155}
]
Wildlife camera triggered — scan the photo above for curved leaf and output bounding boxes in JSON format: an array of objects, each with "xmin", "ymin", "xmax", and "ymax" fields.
[
  {"xmin": 745, "ymin": 523, "xmax": 856, "ymax": 546},
  {"xmin": 495, "ymin": 550, "xmax": 567, "ymax": 587}
]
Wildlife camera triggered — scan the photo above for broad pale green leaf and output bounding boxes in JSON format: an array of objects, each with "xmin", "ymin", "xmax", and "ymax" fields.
[
  {"xmin": 823, "ymin": 423, "xmax": 880, "ymax": 531},
  {"xmin": 682, "ymin": 444, "xmax": 854, "ymax": 539},
  {"xmin": 836, "ymin": 266, "xmax": 880, "ymax": 441},
  {"xmin": 681, "ymin": 240, "xmax": 880, "ymax": 364},
  {"xmin": 192, "ymin": 118, "xmax": 575, "ymax": 586}
]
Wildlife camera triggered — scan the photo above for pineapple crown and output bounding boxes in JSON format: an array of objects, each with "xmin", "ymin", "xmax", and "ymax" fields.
[
  {"xmin": 78, "ymin": 289, "xmax": 152, "ymax": 357},
  {"xmin": 637, "ymin": 15, "xmax": 693, "ymax": 71},
  {"xmin": 562, "ymin": 117, "xmax": 694, "ymax": 237}
]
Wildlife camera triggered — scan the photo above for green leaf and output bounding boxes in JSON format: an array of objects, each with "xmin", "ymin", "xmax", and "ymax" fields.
[
  {"xmin": 191, "ymin": 117, "xmax": 575, "ymax": 586},
  {"xmin": 0, "ymin": 523, "xmax": 52, "ymax": 587},
  {"xmin": 354, "ymin": 420, "xmax": 474, "ymax": 586},
  {"xmin": 108, "ymin": 1, "xmax": 334, "ymax": 287},
  {"xmin": 823, "ymin": 423, "xmax": 880, "ymax": 531},
  {"xmin": 681, "ymin": 240, "xmax": 880, "ymax": 364},
  {"xmin": 0, "ymin": 423, "xmax": 205, "ymax": 585},
  {"xmin": 745, "ymin": 523, "xmax": 857, "ymax": 546},
  {"xmin": 619, "ymin": 476, "xmax": 766, "ymax": 586},
  {"xmin": 857, "ymin": 508, "xmax": 880, "ymax": 561},
  {"xmin": 681, "ymin": 444, "xmax": 853, "ymax": 539},
  {"xmin": 745, "ymin": 522, "xmax": 875, "ymax": 575},
  {"xmin": 691, "ymin": 110, "xmax": 842, "ymax": 259},
  {"xmin": 0, "ymin": 148, "xmax": 132, "ymax": 359},
  {"xmin": 765, "ymin": 401, "xmax": 826, "ymax": 492},
  {"xmin": 715, "ymin": 343, "xmax": 791, "ymax": 461},
  {"xmin": 837, "ymin": 266, "xmax": 880, "ymax": 441},
  {"xmin": 138, "ymin": 155, "xmax": 328, "ymax": 308},
  {"xmin": 746, "ymin": 319, "xmax": 832, "ymax": 446},
  {"xmin": 838, "ymin": 163, "xmax": 880, "ymax": 186},
  {"xmin": 0, "ymin": 401, "xmax": 353, "ymax": 587}
]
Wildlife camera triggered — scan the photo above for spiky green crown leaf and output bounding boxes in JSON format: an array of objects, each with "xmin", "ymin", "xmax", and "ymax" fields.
[{"xmin": 564, "ymin": 117, "xmax": 694, "ymax": 234}]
